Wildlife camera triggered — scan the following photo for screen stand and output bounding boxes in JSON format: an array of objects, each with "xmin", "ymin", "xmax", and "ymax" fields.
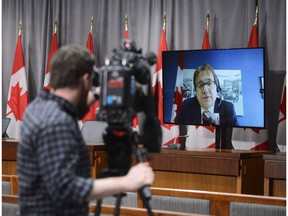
[{"xmin": 215, "ymin": 127, "xmax": 233, "ymax": 150}]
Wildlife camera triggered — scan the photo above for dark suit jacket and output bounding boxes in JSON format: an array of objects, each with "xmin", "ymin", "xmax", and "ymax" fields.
[{"xmin": 175, "ymin": 97, "xmax": 239, "ymax": 126}]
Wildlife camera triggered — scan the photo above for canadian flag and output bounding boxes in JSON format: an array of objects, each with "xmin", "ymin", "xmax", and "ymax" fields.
[
  {"xmin": 123, "ymin": 14, "xmax": 139, "ymax": 131},
  {"xmin": 153, "ymin": 28, "xmax": 180, "ymax": 146},
  {"xmin": 44, "ymin": 32, "xmax": 58, "ymax": 90},
  {"xmin": 232, "ymin": 5, "xmax": 268, "ymax": 150},
  {"xmin": 185, "ymin": 22, "xmax": 216, "ymax": 149},
  {"xmin": 276, "ymin": 78, "xmax": 286, "ymax": 152},
  {"xmin": 6, "ymin": 35, "xmax": 28, "ymax": 139},
  {"xmin": 82, "ymin": 31, "xmax": 99, "ymax": 123},
  {"xmin": 171, "ymin": 52, "xmax": 184, "ymax": 121}
]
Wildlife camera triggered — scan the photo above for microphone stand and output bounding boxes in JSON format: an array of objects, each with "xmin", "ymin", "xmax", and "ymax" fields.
[{"xmin": 168, "ymin": 135, "xmax": 189, "ymax": 149}]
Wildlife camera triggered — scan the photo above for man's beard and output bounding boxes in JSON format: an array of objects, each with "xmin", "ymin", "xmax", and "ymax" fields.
[
  {"xmin": 77, "ymin": 86, "xmax": 90, "ymax": 119},
  {"xmin": 78, "ymin": 102, "xmax": 89, "ymax": 119}
]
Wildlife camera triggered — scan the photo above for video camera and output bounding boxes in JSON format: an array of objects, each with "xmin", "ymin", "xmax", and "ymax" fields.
[{"xmin": 94, "ymin": 39, "xmax": 157, "ymax": 125}]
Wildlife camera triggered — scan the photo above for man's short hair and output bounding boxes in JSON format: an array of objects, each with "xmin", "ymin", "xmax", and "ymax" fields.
[
  {"xmin": 50, "ymin": 45, "xmax": 95, "ymax": 89},
  {"xmin": 193, "ymin": 64, "xmax": 218, "ymax": 91}
]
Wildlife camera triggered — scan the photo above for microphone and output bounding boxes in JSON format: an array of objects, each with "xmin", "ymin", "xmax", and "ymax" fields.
[{"xmin": 203, "ymin": 112, "xmax": 220, "ymax": 126}]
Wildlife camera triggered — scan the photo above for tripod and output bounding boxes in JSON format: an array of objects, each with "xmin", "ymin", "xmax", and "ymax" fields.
[{"xmin": 94, "ymin": 125, "xmax": 154, "ymax": 216}]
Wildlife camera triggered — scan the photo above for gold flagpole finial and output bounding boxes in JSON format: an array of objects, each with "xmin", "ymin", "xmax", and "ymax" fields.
[
  {"xmin": 18, "ymin": 20, "xmax": 22, "ymax": 36},
  {"xmin": 206, "ymin": 11, "xmax": 210, "ymax": 29},
  {"xmin": 254, "ymin": 5, "xmax": 258, "ymax": 25},
  {"xmin": 90, "ymin": 16, "xmax": 94, "ymax": 32},
  {"xmin": 163, "ymin": 13, "xmax": 166, "ymax": 30},
  {"xmin": 125, "ymin": 14, "xmax": 128, "ymax": 31},
  {"xmin": 54, "ymin": 19, "xmax": 58, "ymax": 33}
]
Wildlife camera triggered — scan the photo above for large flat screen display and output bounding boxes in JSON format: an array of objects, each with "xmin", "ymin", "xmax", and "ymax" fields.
[{"xmin": 162, "ymin": 48, "xmax": 265, "ymax": 128}]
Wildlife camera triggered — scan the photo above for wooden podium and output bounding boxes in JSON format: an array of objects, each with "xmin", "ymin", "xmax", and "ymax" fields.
[{"xmin": 150, "ymin": 148, "xmax": 270, "ymax": 195}]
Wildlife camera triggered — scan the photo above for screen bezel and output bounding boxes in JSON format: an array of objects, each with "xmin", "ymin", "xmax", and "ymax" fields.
[{"xmin": 162, "ymin": 47, "xmax": 266, "ymax": 129}]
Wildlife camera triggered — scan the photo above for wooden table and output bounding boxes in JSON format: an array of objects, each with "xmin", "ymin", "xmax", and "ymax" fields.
[
  {"xmin": 263, "ymin": 153, "xmax": 286, "ymax": 197},
  {"xmin": 150, "ymin": 148, "xmax": 270, "ymax": 195},
  {"xmin": 2, "ymin": 138, "xmax": 108, "ymax": 179}
]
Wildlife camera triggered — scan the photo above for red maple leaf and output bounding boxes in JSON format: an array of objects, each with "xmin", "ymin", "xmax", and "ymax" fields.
[{"xmin": 7, "ymin": 82, "xmax": 28, "ymax": 121}]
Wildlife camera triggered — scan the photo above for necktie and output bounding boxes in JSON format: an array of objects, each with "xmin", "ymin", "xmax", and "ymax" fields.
[{"xmin": 202, "ymin": 111, "xmax": 211, "ymax": 125}]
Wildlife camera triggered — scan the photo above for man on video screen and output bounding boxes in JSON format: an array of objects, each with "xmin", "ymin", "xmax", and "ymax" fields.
[{"xmin": 175, "ymin": 64, "xmax": 238, "ymax": 126}]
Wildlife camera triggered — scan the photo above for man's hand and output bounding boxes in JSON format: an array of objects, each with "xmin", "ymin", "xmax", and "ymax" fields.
[
  {"xmin": 87, "ymin": 162, "xmax": 154, "ymax": 201},
  {"xmin": 123, "ymin": 162, "xmax": 154, "ymax": 191}
]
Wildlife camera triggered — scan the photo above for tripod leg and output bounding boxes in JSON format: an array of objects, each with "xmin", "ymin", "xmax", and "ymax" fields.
[
  {"xmin": 95, "ymin": 199, "xmax": 102, "ymax": 216},
  {"xmin": 139, "ymin": 187, "xmax": 154, "ymax": 216},
  {"xmin": 114, "ymin": 194, "xmax": 123, "ymax": 216}
]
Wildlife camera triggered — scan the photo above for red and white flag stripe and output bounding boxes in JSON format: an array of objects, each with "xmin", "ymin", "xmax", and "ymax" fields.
[{"xmin": 153, "ymin": 28, "xmax": 180, "ymax": 146}]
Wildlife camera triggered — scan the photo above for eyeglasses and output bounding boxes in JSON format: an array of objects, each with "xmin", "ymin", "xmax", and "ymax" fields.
[{"xmin": 196, "ymin": 80, "xmax": 216, "ymax": 90}]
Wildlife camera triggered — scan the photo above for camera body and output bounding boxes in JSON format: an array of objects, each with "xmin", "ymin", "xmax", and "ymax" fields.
[
  {"xmin": 94, "ymin": 39, "xmax": 153, "ymax": 126},
  {"xmin": 97, "ymin": 64, "xmax": 136, "ymax": 125}
]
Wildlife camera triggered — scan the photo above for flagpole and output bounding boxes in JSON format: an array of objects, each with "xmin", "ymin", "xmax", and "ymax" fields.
[
  {"xmin": 125, "ymin": 14, "xmax": 128, "ymax": 31},
  {"xmin": 163, "ymin": 13, "xmax": 166, "ymax": 30},
  {"xmin": 206, "ymin": 11, "xmax": 210, "ymax": 32},
  {"xmin": 90, "ymin": 16, "xmax": 94, "ymax": 33},
  {"xmin": 254, "ymin": 5, "xmax": 258, "ymax": 25},
  {"xmin": 54, "ymin": 19, "xmax": 58, "ymax": 34},
  {"xmin": 18, "ymin": 20, "xmax": 22, "ymax": 36}
]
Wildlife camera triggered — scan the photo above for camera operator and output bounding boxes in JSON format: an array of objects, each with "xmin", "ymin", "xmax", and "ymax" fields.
[{"xmin": 17, "ymin": 45, "xmax": 154, "ymax": 215}]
